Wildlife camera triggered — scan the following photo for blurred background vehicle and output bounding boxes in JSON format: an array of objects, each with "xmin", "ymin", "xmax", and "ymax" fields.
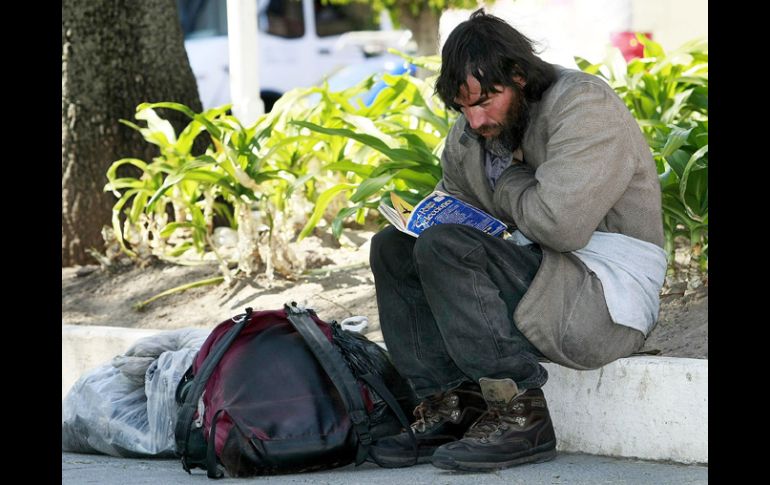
[{"xmin": 177, "ymin": 0, "xmax": 415, "ymax": 111}]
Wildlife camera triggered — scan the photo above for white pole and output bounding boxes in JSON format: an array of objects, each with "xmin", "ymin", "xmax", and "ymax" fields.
[{"xmin": 226, "ymin": 0, "xmax": 264, "ymax": 125}]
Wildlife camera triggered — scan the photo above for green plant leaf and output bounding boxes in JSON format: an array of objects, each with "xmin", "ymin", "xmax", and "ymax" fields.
[
  {"xmin": 661, "ymin": 89, "xmax": 693, "ymax": 124},
  {"xmin": 105, "ymin": 158, "xmax": 149, "ymax": 195},
  {"xmin": 640, "ymin": 34, "xmax": 665, "ymax": 59},
  {"xmin": 110, "ymin": 189, "xmax": 140, "ymax": 257},
  {"xmin": 679, "ymin": 144, "xmax": 708, "ymax": 220},
  {"xmin": 660, "ymin": 126, "xmax": 693, "ymax": 158},
  {"xmin": 297, "ymin": 183, "xmax": 355, "ymax": 240},
  {"xmin": 292, "ymin": 120, "xmax": 426, "ymax": 164},
  {"xmin": 351, "ymin": 174, "xmax": 394, "ymax": 202},
  {"xmin": 369, "ymin": 160, "xmax": 421, "ymax": 177},
  {"xmin": 574, "ymin": 56, "xmax": 602, "ymax": 75},
  {"xmin": 605, "ymin": 47, "xmax": 628, "ymax": 84},
  {"xmin": 394, "ymin": 168, "xmax": 440, "ymax": 191},
  {"xmin": 160, "ymin": 221, "xmax": 195, "ymax": 238},
  {"xmin": 331, "ymin": 205, "xmax": 362, "ymax": 239},
  {"xmin": 339, "ymin": 112, "xmax": 399, "ymax": 148},
  {"xmin": 323, "ymin": 160, "xmax": 375, "ymax": 178},
  {"xmin": 139, "ymin": 101, "xmax": 224, "ymax": 140},
  {"xmin": 135, "ymin": 107, "xmax": 177, "ymax": 145}
]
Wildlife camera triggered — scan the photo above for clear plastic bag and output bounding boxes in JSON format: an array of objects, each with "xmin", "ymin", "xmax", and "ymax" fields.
[
  {"xmin": 112, "ymin": 328, "xmax": 208, "ymax": 385},
  {"xmin": 62, "ymin": 328, "xmax": 208, "ymax": 457}
]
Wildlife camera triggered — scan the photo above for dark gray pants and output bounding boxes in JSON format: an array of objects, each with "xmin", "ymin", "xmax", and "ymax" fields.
[{"xmin": 369, "ymin": 224, "xmax": 547, "ymax": 399}]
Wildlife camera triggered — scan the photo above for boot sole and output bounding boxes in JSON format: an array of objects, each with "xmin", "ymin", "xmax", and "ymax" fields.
[
  {"xmin": 431, "ymin": 444, "xmax": 557, "ymax": 471},
  {"xmin": 367, "ymin": 449, "xmax": 434, "ymax": 468}
]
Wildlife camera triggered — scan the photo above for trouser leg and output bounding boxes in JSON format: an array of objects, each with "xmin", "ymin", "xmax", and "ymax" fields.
[
  {"xmin": 413, "ymin": 224, "xmax": 548, "ymax": 390},
  {"xmin": 370, "ymin": 224, "xmax": 547, "ymax": 396},
  {"xmin": 370, "ymin": 226, "xmax": 467, "ymax": 398}
]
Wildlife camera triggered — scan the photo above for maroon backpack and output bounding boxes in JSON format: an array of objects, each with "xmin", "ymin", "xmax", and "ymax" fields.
[{"xmin": 174, "ymin": 303, "xmax": 416, "ymax": 478}]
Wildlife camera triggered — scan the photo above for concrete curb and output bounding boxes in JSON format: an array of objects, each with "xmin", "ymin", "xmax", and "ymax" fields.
[
  {"xmin": 62, "ymin": 325, "xmax": 707, "ymax": 465},
  {"xmin": 542, "ymin": 357, "xmax": 706, "ymax": 464},
  {"xmin": 62, "ymin": 325, "xmax": 161, "ymax": 398}
]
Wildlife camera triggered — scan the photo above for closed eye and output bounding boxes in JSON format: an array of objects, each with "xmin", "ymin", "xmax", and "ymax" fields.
[{"xmin": 471, "ymin": 96, "xmax": 491, "ymax": 108}]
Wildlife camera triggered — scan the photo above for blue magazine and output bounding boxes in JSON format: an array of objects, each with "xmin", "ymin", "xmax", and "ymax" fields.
[{"xmin": 379, "ymin": 191, "xmax": 507, "ymax": 238}]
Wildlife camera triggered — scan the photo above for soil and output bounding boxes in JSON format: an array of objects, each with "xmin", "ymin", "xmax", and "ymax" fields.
[{"xmin": 62, "ymin": 229, "xmax": 707, "ymax": 359}]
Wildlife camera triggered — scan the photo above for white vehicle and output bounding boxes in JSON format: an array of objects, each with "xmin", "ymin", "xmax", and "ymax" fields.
[{"xmin": 177, "ymin": 0, "xmax": 413, "ymax": 111}]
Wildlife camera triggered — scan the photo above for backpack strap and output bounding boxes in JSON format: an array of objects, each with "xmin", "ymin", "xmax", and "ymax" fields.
[
  {"xmin": 358, "ymin": 372, "xmax": 418, "ymax": 464},
  {"xmin": 206, "ymin": 409, "xmax": 226, "ymax": 479},
  {"xmin": 284, "ymin": 302, "xmax": 373, "ymax": 465},
  {"xmin": 175, "ymin": 307, "xmax": 254, "ymax": 474}
]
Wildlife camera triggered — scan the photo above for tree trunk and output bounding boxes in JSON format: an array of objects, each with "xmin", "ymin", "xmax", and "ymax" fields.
[
  {"xmin": 62, "ymin": 0, "xmax": 202, "ymax": 267},
  {"xmin": 399, "ymin": 8, "xmax": 440, "ymax": 57}
]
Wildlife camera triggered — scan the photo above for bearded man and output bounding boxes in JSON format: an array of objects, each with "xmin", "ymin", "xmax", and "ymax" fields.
[{"xmin": 366, "ymin": 9, "xmax": 667, "ymax": 472}]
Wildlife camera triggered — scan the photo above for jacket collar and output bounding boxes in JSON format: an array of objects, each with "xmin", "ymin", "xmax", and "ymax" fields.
[{"xmin": 458, "ymin": 116, "xmax": 480, "ymax": 147}]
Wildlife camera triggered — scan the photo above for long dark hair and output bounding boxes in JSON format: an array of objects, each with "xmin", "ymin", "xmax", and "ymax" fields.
[{"xmin": 435, "ymin": 9, "xmax": 555, "ymax": 109}]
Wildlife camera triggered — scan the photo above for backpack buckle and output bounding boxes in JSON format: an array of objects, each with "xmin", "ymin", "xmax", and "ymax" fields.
[{"xmin": 350, "ymin": 410, "xmax": 372, "ymax": 445}]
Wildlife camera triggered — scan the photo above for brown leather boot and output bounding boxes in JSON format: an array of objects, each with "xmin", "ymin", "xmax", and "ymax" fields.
[
  {"xmin": 367, "ymin": 383, "xmax": 486, "ymax": 468},
  {"xmin": 431, "ymin": 377, "xmax": 557, "ymax": 471}
]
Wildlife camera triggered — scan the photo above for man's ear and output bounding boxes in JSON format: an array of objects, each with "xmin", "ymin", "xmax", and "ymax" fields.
[{"xmin": 513, "ymin": 75, "xmax": 527, "ymax": 88}]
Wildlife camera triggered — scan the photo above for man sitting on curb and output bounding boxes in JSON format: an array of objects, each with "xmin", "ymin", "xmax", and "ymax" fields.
[{"xmin": 367, "ymin": 9, "xmax": 667, "ymax": 472}]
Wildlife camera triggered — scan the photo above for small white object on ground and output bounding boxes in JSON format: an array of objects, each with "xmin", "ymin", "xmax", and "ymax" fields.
[{"xmin": 340, "ymin": 315, "xmax": 369, "ymax": 333}]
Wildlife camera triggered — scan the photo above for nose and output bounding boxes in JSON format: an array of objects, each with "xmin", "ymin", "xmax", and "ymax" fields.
[{"xmin": 464, "ymin": 106, "xmax": 486, "ymax": 130}]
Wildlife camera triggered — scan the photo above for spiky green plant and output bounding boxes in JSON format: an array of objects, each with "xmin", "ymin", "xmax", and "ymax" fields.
[{"xmin": 292, "ymin": 52, "xmax": 455, "ymax": 239}]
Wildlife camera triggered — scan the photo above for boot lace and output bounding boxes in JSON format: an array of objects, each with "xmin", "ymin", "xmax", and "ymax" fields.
[
  {"xmin": 465, "ymin": 401, "xmax": 527, "ymax": 442},
  {"xmin": 411, "ymin": 392, "xmax": 462, "ymax": 433}
]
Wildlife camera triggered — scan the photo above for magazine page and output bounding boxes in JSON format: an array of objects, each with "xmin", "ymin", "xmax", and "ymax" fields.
[
  {"xmin": 389, "ymin": 192, "xmax": 414, "ymax": 225},
  {"xmin": 377, "ymin": 193, "xmax": 419, "ymax": 236},
  {"xmin": 378, "ymin": 202, "xmax": 408, "ymax": 233}
]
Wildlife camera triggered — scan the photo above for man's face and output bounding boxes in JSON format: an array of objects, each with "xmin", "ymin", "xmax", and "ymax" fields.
[{"xmin": 453, "ymin": 74, "xmax": 528, "ymax": 152}]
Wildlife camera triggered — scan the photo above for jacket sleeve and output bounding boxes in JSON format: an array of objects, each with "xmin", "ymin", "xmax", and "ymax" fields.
[
  {"xmin": 492, "ymin": 81, "xmax": 638, "ymax": 252},
  {"xmin": 434, "ymin": 119, "xmax": 470, "ymax": 199},
  {"xmin": 434, "ymin": 155, "xmax": 464, "ymax": 196}
]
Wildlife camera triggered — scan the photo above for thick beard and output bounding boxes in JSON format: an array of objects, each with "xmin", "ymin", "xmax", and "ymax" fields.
[{"xmin": 484, "ymin": 88, "xmax": 530, "ymax": 158}]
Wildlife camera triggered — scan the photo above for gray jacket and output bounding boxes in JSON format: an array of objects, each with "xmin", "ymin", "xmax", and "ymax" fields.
[{"xmin": 436, "ymin": 65, "xmax": 664, "ymax": 369}]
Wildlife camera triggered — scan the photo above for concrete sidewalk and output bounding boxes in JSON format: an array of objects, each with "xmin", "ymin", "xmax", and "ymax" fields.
[
  {"xmin": 62, "ymin": 451, "xmax": 708, "ymax": 484},
  {"xmin": 62, "ymin": 324, "xmax": 707, "ymax": 466}
]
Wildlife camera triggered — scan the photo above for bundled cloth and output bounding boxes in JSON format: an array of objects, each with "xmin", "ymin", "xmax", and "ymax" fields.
[{"xmin": 62, "ymin": 328, "xmax": 209, "ymax": 457}]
